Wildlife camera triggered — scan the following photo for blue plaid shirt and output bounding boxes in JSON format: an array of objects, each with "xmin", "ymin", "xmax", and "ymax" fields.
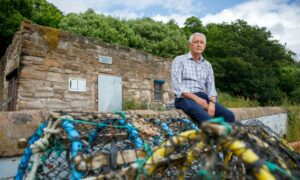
[{"xmin": 171, "ymin": 52, "xmax": 217, "ymax": 98}]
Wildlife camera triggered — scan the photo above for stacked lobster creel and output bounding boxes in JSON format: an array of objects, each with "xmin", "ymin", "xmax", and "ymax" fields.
[
  {"xmin": 234, "ymin": 120, "xmax": 300, "ymax": 179},
  {"xmin": 15, "ymin": 111, "xmax": 300, "ymax": 180},
  {"xmin": 15, "ymin": 110, "xmax": 196, "ymax": 179}
]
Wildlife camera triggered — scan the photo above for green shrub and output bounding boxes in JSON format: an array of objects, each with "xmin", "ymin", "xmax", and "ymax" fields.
[
  {"xmin": 290, "ymin": 87, "xmax": 300, "ymax": 103},
  {"xmin": 123, "ymin": 99, "xmax": 148, "ymax": 110}
]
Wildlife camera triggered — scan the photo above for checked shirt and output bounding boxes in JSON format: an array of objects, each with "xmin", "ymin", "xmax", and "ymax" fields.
[{"xmin": 171, "ymin": 52, "xmax": 217, "ymax": 99}]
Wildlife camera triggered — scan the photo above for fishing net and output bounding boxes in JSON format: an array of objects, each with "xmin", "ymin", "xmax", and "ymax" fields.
[{"xmin": 15, "ymin": 111, "xmax": 300, "ymax": 180}]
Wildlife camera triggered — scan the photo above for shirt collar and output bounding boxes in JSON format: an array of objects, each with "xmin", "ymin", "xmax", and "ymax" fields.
[{"xmin": 187, "ymin": 51, "xmax": 204, "ymax": 62}]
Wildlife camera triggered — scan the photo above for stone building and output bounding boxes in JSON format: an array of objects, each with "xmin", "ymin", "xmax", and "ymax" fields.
[{"xmin": 0, "ymin": 21, "xmax": 174, "ymax": 112}]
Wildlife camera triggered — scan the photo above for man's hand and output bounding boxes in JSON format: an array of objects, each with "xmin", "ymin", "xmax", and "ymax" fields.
[
  {"xmin": 182, "ymin": 93, "xmax": 209, "ymax": 110},
  {"xmin": 207, "ymin": 102, "xmax": 215, "ymax": 117},
  {"xmin": 195, "ymin": 98, "xmax": 208, "ymax": 110}
]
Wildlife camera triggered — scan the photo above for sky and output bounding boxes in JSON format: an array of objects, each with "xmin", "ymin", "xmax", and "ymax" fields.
[{"xmin": 47, "ymin": 0, "xmax": 300, "ymax": 61}]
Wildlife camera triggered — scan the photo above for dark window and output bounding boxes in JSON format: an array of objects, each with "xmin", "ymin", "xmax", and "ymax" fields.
[
  {"xmin": 6, "ymin": 69, "xmax": 18, "ymax": 111},
  {"xmin": 154, "ymin": 80, "xmax": 165, "ymax": 101}
]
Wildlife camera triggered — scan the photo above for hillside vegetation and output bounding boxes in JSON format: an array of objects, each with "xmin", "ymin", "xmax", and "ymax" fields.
[
  {"xmin": 1, "ymin": 0, "xmax": 299, "ymax": 106},
  {"xmin": 1, "ymin": 0, "xmax": 299, "ymax": 142}
]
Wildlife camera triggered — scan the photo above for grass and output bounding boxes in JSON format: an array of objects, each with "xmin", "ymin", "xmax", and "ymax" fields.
[
  {"xmin": 123, "ymin": 98, "xmax": 167, "ymax": 111},
  {"xmin": 123, "ymin": 99, "xmax": 148, "ymax": 110},
  {"xmin": 283, "ymin": 105, "xmax": 300, "ymax": 142},
  {"xmin": 218, "ymin": 93, "xmax": 300, "ymax": 142},
  {"xmin": 217, "ymin": 91, "xmax": 259, "ymax": 108}
]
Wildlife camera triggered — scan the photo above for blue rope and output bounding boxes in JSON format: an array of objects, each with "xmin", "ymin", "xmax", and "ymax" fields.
[
  {"xmin": 161, "ymin": 122, "xmax": 174, "ymax": 137},
  {"xmin": 61, "ymin": 118, "xmax": 84, "ymax": 180},
  {"xmin": 15, "ymin": 116, "xmax": 227, "ymax": 179},
  {"xmin": 116, "ymin": 111, "xmax": 126, "ymax": 120},
  {"xmin": 142, "ymin": 118, "xmax": 163, "ymax": 145},
  {"xmin": 15, "ymin": 122, "xmax": 47, "ymax": 180},
  {"xmin": 88, "ymin": 120, "xmax": 108, "ymax": 144},
  {"xmin": 116, "ymin": 116, "xmax": 144, "ymax": 148},
  {"xmin": 180, "ymin": 118, "xmax": 199, "ymax": 130},
  {"xmin": 62, "ymin": 116, "xmax": 143, "ymax": 148},
  {"xmin": 117, "ymin": 112, "xmax": 144, "ymax": 148},
  {"xmin": 155, "ymin": 119, "xmax": 174, "ymax": 137},
  {"xmin": 153, "ymin": 135, "xmax": 161, "ymax": 146},
  {"xmin": 123, "ymin": 122, "xmax": 143, "ymax": 148}
]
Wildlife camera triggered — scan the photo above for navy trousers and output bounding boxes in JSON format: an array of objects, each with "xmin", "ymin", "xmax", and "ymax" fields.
[{"xmin": 175, "ymin": 92, "xmax": 235, "ymax": 125}]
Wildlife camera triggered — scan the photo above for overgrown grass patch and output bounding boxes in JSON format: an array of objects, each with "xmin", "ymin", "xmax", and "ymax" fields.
[
  {"xmin": 284, "ymin": 105, "xmax": 300, "ymax": 142},
  {"xmin": 217, "ymin": 92, "xmax": 259, "ymax": 108},
  {"xmin": 123, "ymin": 99, "xmax": 167, "ymax": 111}
]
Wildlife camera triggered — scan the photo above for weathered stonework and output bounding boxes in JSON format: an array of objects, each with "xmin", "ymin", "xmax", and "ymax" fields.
[
  {"xmin": 0, "ymin": 110, "xmax": 50, "ymax": 156},
  {"xmin": 1, "ymin": 21, "xmax": 173, "ymax": 111},
  {"xmin": 0, "ymin": 31, "xmax": 23, "ymax": 105}
]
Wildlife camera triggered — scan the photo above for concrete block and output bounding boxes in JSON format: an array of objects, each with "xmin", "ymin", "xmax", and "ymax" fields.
[{"xmin": 0, "ymin": 111, "xmax": 49, "ymax": 156}]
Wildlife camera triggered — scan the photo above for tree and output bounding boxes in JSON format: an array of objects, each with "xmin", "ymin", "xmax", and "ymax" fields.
[
  {"xmin": 0, "ymin": 0, "xmax": 63, "ymax": 58},
  {"xmin": 1, "ymin": 4, "xmax": 298, "ymax": 105},
  {"xmin": 31, "ymin": 0, "xmax": 63, "ymax": 28},
  {"xmin": 183, "ymin": 16, "xmax": 207, "ymax": 36},
  {"xmin": 60, "ymin": 14, "xmax": 188, "ymax": 57},
  {"xmin": 59, "ymin": 9, "xmax": 133, "ymax": 46},
  {"xmin": 290, "ymin": 87, "xmax": 300, "ymax": 103},
  {"xmin": 1, "ymin": 0, "xmax": 29, "ymax": 56},
  {"xmin": 204, "ymin": 20, "xmax": 298, "ymax": 104},
  {"xmin": 278, "ymin": 66, "xmax": 300, "ymax": 96}
]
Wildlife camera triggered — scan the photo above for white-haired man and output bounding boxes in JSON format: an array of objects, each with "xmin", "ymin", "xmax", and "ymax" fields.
[{"xmin": 171, "ymin": 32, "xmax": 235, "ymax": 125}]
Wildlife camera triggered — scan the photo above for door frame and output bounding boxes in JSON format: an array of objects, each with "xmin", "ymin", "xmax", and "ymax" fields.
[{"xmin": 98, "ymin": 74, "xmax": 122, "ymax": 112}]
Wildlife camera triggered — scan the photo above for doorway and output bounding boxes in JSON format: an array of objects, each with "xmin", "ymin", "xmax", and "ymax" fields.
[{"xmin": 98, "ymin": 75, "xmax": 122, "ymax": 112}]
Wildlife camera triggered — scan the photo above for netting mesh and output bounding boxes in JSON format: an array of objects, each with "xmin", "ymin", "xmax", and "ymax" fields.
[{"xmin": 15, "ymin": 111, "xmax": 300, "ymax": 180}]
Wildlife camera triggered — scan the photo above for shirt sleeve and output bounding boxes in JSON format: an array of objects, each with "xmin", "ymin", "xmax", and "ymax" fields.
[
  {"xmin": 206, "ymin": 63, "xmax": 218, "ymax": 99},
  {"xmin": 171, "ymin": 56, "xmax": 190, "ymax": 97}
]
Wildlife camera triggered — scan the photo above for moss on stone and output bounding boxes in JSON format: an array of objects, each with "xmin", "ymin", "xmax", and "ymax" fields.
[{"xmin": 41, "ymin": 27, "xmax": 60, "ymax": 52}]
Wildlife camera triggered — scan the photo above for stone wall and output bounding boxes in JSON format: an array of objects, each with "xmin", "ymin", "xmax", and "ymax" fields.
[
  {"xmin": 1, "ymin": 21, "xmax": 173, "ymax": 111},
  {"xmin": 0, "ymin": 31, "xmax": 23, "ymax": 105},
  {"xmin": 0, "ymin": 110, "xmax": 49, "ymax": 156}
]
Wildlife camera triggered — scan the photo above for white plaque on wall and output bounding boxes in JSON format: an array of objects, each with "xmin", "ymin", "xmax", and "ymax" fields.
[
  {"xmin": 99, "ymin": 56, "xmax": 112, "ymax": 64},
  {"xmin": 69, "ymin": 78, "xmax": 86, "ymax": 92}
]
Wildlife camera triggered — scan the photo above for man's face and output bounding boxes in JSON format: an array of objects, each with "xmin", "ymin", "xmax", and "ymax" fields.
[{"xmin": 189, "ymin": 35, "xmax": 206, "ymax": 54}]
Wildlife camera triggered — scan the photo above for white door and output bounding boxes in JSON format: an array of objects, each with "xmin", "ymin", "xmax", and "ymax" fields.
[{"xmin": 98, "ymin": 75, "xmax": 122, "ymax": 112}]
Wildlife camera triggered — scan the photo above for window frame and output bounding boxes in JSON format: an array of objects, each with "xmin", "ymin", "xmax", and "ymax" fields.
[
  {"xmin": 68, "ymin": 78, "xmax": 87, "ymax": 92},
  {"xmin": 153, "ymin": 80, "xmax": 165, "ymax": 101}
]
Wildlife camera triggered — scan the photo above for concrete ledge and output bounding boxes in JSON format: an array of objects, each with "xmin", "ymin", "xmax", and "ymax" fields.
[
  {"xmin": 242, "ymin": 113, "xmax": 287, "ymax": 136},
  {"xmin": 229, "ymin": 107, "xmax": 286, "ymax": 121},
  {"xmin": 127, "ymin": 107, "xmax": 286, "ymax": 121},
  {"xmin": 0, "ymin": 111, "xmax": 50, "ymax": 157},
  {"xmin": 0, "ymin": 107, "xmax": 286, "ymax": 157}
]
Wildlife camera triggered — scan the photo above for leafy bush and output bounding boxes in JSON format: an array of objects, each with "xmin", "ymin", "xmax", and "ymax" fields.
[{"xmin": 290, "ymin": 88, "xmax": 300, "ymax": 103}]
